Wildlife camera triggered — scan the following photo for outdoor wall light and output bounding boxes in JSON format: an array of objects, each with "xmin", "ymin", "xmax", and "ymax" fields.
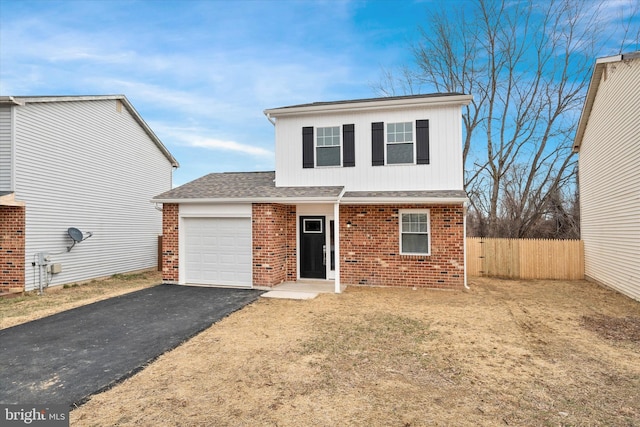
[{"xmin": 346, "ymin": 221, "xmax": 352, "ymax": 228}]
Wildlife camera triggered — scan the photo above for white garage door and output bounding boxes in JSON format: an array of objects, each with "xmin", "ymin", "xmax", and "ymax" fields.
[{"xmin": 184, "ymin": 217, "xmax": 252, "ymax": 287}]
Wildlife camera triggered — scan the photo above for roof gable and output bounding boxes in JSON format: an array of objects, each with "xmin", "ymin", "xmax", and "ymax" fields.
[
  {"xmin": 573, "ymin": 51, "xmax": 640, "ymax": 152},
  {"xmin": 0, "ymin": 95, "xmax": 179, "ymax": 167}
]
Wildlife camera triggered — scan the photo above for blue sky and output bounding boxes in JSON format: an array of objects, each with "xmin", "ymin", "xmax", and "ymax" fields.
[{"xmin": 1, "ymin": 0, "xmax": 638, "ymax": 186}]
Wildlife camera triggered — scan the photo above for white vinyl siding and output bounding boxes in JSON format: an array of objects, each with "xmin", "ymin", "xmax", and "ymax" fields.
[
  {"xmin": 578, "ymin": 57, "xmax": 640, "ymax": 301},
  {"xmin": 0, "ymin": 105, "xmax": 12, "ymax": 191},
  {"xmin": 13, "ymin": 99, "xmax": 174, "ymax": 291},
  {"xmin": 274, "ymin": 104, "xmax": 464, "ymax": 191}
]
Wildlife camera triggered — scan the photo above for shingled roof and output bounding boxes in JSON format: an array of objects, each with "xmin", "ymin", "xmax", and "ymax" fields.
[
  {"xmin": 264, "ymin": 93, "xmax": 473, "ymax": 118},
  {"xmin": 153, "ymin": 171, "xmax": 468, "ymax": 204},
  {"xmin": 270, "ymin": 93, "xmax": 467, "ymax": 110},
  {"xmin": 153, "ymin": 171, "xmax": 344, "ymax": 202}
]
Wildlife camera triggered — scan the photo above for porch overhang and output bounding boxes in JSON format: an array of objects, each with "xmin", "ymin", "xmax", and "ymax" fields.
[{"xmin": 340, "ymin": 190, "xmax": 468, "ymax": 205}]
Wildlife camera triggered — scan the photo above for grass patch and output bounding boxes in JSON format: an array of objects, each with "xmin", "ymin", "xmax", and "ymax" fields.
[
  {"xmin": 110, "ymin": 272, "xmax": 149, "ymax": 281},
  {"xmin": 298, "ymin": 313, "xmax": 437, "ymax": 393},
  {"xmin": 300, "ymin": 313, "xmax": 431, "ymax": 363}
]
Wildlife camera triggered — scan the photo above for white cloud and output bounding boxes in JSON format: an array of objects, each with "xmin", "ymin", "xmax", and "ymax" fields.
[{"xmin": 191, "ymin": 138, "xmax": 272, "ymax": 157}]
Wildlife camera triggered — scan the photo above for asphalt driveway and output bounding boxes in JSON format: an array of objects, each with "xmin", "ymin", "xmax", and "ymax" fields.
[{"xmin": 0, "ymin": 284, "xmax": 263, "ymax": 407}]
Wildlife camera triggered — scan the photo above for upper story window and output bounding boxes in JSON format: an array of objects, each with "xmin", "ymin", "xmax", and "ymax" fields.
[
  {"xmin": 316, "ymin": 126, "xmax": 341, "ymax": 167},
  {"xmin": 387, "ymin": 122, "xmax": 414, "ymax": 164},
  {"xmin": 302, "ymin": 124, "xmax": 355, "ymax": 169},
  {"xmin": 372, "ymin": 120, "xmax": 430, "ymax": 166}
]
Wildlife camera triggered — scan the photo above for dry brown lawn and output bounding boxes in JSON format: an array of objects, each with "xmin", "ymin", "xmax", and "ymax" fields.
[{"xmin": 3, "ymin": 274, "xmax": 639, "ymax": 426}]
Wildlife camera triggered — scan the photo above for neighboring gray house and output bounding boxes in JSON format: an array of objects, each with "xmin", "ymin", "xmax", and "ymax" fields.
[
  {"xmin": 0, "ymin": 95, "xmax": 178, "ymax": 293},
  {"xmin": 573, "ymin": 52, "xmax": 640, "ymax": 301}
]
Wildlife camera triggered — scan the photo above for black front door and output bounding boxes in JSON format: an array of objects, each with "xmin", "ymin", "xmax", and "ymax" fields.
[{"xmin": 300, "ymin": 216, "xmax": 326, "ymax": 279}]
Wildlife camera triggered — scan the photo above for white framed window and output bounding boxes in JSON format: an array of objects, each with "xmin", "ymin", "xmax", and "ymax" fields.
[
  {"xmin": 387, "ymin": 122, "xmax": 414, "ymax": 164},
  {"xmin": 316, "ymin": 126, "xmax": 341, "ymax": 167},
  {"xmin": 303, "ymin": 218, "xmax": 323, "ymax": 233},
  {"xmin": 399, "ymin": 209, "xmax": 430, "ymax": 255}
]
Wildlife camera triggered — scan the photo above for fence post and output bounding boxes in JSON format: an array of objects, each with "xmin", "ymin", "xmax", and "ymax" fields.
[{"xmin": 479, "ymin": 237, "xmax": 485, "ymax": 276}]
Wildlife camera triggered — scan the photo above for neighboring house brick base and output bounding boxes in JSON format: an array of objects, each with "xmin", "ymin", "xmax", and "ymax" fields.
[
  {"xmin": 161, "ymin": 203, "xmax": 179, "ymax": 283},
  {"xmin": 0, "ymin": 206, "xmax": 26, "ymax": 291},
  {"xmin": 340, "ymin": 204, "xmax": 465, "ymax": 289}
]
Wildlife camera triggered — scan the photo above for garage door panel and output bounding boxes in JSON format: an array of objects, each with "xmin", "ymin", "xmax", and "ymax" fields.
[
  {"xmin": 202, "ymin": 237, "xmax": 218, "ymax": 246},
  {"xmin": 184, "ymin": 218, "xmax": 252, "ymax": 287},
  {"xmin": 203, "ymin": 253, "xmax": 219, "ymax": 264}
]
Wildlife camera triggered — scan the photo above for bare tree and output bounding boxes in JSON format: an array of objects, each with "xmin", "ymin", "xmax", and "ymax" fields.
[{"xmin": 375, "ymin": 0, "xmax": 636, "ymax": 238}]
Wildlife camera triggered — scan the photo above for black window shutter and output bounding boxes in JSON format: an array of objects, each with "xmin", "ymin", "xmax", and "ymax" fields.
[
  {"xmin": 371, "ymin": 122, "xmax": 384, "ymax": 166},
  {"xmin": 343, "ymin": 124, "xmax": 355, "ymax": 167},
  {"xmin": 302, "ymin": 126, "xmax": 314, "ymax": 168},
  {"xmin": 416, "ymin": 119, "xmax": 430, "ymax": 165}
]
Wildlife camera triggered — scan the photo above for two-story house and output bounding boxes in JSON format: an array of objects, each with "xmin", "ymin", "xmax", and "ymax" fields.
[
  {"xmin": 153, "ymin": 93, "xmax": 471, "ymax": 292},
  {"xmin": 0, "ymin": 95, "xmax": 178, "ymax": 294}
]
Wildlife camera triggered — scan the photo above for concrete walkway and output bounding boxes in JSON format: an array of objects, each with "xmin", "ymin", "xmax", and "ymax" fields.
[
  {"xmin": 260, "ymin": 280, "xmax": 344, "ymax": 300},
  {"xmin": 0, "ymin": 284, "xmax": 263, "ymax": 407}
]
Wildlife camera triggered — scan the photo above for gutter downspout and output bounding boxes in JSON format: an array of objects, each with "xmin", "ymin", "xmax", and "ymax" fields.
[
  {"xmin": 265, "ymin": 112, "xmax": 276, "ymax": 125},
  {"xmin": 334, "ymin": 188, "xmax": 346, "ymax": 294},
  {"xmin": 463, "ymin": 201, "xmax": 469, "ymax": 290}
]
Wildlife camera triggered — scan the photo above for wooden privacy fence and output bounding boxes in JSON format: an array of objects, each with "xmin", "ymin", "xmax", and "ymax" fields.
[{"xmin": 466, "ymin": 238, "xmax": 584, "ymax": 280}]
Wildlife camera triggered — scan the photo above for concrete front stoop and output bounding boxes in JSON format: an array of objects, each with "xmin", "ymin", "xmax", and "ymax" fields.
[{"xmin": 258, "ymin": 280, "xmax": 341, "ymax": 300}]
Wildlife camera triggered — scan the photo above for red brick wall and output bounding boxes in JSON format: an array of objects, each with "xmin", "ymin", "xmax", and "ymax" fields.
[
  {"xmin": 161, "ymin": 203, "xmax": 179, "ymax": 283},
  {"xmin": 339, "ymin": 204, "xmax": 465, "ymax": 289},
  {"xmin": 161, "ymin": 202, "xmax": 463, "ymax": 290},
  {"xmin": 252, "ymin": 203, "xmax": 296, "ymax": 287},
  {"xmin": 0, "ymin": 206, "xmax": 26, "ymax": 291},
  {"xmin": 285, "ymin": 208, "xmax": 297, "ymax": 282}
]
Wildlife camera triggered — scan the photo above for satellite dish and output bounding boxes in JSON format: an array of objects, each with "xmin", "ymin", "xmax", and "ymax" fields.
[
  {"xmin": 67, "ymin": 227, "xmax": 93, "ymax": 252},
  {"xmin": 68, "ymin": 227, "xmax": 84, "ymax": 242}
]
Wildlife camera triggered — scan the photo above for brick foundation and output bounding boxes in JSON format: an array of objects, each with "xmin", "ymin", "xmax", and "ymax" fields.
[
  {"xmin": 161, "ymin": 203, "xmax": 179, "ymax": 283},
  {"xmin": 0, "ymin": 205, "xmax": 26, "ymax": 291},
  {"xmin": 252, "ymin": 203, "xmax": 296, "ymax": 287},
  {"xmin": 161, "ymin": 202, "xmax": 464, "ymax": 290},
  {"xmin": 339, "ymin": 204, "xmax": 465, "ymax": 289}
]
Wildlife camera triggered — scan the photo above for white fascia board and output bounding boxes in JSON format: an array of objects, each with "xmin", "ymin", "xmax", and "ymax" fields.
[
  {"xmin": 339, "ymin": 197, "xmax": 468, "ymax": 205},
  {"xmin": 11, "ymin": 95, "xmax": 125, "ymax": 104},
  {"xmin": 264, "ymin": 95, "xmax": 473, "ymax": 118},
  {"xmin": 596, "ymin": 54, "xmax": 623, "ymax": 64},
  {"xmin": 0, "ymin": 97, "xmax": 23, "ymax": 105},
  {"xmin": 573, "ymin": 54, "xmax": 629, "ymax": 152},
  {"xmin": 117, "ymin": 96, "xmax": 180, "ymax": 168}
]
